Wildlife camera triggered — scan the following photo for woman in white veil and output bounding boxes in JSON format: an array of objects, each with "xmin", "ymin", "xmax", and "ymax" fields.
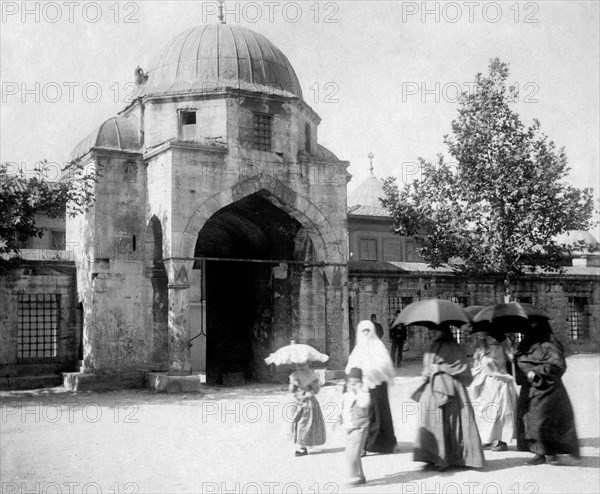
[{"xmin": 346, "ymin": 320, "xmax": 397, "ymax": 454}]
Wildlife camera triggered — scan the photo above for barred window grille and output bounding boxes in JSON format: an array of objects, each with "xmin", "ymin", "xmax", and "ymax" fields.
[
  {"xmin": 568, "ymin": 297, "xmax": 587, "ymax": 340},
  {"xmin": 447, "ymin": 296, "xmax": 468, "ymax": 343},
  {"xmin": 387, "ymin": 296, "xmax": 414, "ymax": 326},
  {"xmin": 253, "ymin": 113, "xmax": 272, "ymax": 151},
  {"xmin": 17, "ymin": 294, "xmax": 59, "ymax": 358},
  {"xmin": 513, "ymin": 296, "xmax": 533, "ymax": 343}
]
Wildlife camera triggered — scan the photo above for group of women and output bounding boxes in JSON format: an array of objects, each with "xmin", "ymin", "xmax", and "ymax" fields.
[{"xmin": 289, "ymin": 314, "xmax": 580, "ymax": 472}]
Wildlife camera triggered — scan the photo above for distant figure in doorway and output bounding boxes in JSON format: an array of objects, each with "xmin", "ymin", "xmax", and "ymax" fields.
[
  {"xmin": 346, "ymin": 320, "xmax": 397, "ymax": 454},
  {"xmin": 289, "ymin": 363, "xmax": 326, "ymax": 456},
  {"xmin": 468, "ymin": 330, "xmax": 517, "ymax": 452},
  {"xmin": 390, "ymin": 312, "xmax": 407, "ymax": 367},
  {"xmin": 339, "ymin": 367, "xmax": 371, "ymax": 487},
  {"xmin": 371, "ymin": 314, "xmax": 384, "ymax": 339},
  {"xmin": 412, "ymin": 323, "xmax": 485, "ymax": 471},
  {"xmin": 514, "ymin": 317, "xmax": 579, "ymax": 465}
]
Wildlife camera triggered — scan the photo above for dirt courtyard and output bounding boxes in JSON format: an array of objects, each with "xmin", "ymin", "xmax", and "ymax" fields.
[{"xmin": 1, "ymin": 355, "xmax": 598, "ymax": 494}]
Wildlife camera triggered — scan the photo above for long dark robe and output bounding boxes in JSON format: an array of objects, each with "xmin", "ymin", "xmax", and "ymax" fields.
[
  {"xmin": 412, "ymin": 334, "xmax": 485, "ymax": 469},
  {"xmin": 515, "ymin": 335, "xmax": 579, "ymax": 457},
  {"xmin": 365, "ymin": 383, "xmax": 397, "ymax": 453}
]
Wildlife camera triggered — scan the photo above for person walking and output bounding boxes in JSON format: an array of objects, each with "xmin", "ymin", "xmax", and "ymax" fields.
[
  {"xmin": 289, "ymin": 363, "xmax": 326, "ymax": 456},
  {"xmin": 390, "ymin": 317, "xmax": 407, "ymax": 367},
  {"xmin": 371, "ymin": 314, "xmax": 384, "ymax": 339},
  {"xmin": 412, "ymin": 323, "xmax": 485, "ymax": 471},
  {"xmin": 468, "ymin": 330, "xmax": 517, "ymax": 451},
  {"xmin": 514, "ymin": 317, "xmax": 580, "ymax": 465},
  {"xmin": 339, "ymin": 367, "xmax": 371, "ymax": 487},
  {"xmin": 346, "ymin": 320, "xmax": 397, "ymax": 454}
]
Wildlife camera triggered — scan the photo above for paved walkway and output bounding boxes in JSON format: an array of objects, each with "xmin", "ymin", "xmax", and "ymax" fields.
[{"xmin": 1, "ymin": 355, "xmax": 598, "ymax": 494}]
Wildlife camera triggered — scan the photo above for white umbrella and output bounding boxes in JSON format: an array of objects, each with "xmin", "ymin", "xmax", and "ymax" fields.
[{"xmin": 264, "ymin": 341, "xmax": 329, "ymax": 366}]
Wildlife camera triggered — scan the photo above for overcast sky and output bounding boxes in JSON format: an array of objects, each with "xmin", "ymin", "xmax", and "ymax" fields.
[{"xmin": 1, "ymin": 1, "xmax": 598, "ymax": 225}]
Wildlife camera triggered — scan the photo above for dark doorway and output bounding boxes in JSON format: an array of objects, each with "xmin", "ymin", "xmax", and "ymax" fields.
[{"xmin": 195, "ymin": 192, "xmax": 302, "ymax": 384}]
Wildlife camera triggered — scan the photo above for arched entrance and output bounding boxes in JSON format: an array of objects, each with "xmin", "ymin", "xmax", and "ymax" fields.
[{"xmin": 195, "ymin": 191, "xmax": 305, "ymax": 383}]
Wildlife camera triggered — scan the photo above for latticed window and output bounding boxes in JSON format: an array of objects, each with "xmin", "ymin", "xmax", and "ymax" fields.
[
  {"xmin": 17, "ymin": 294, "xmax": 59, "ymax": 358},
  {"xmin": 253, "ymin": 113, "xmax": 272, "ymax": 151},
  {"xmin": 568, "ymin": 297, "xmax": 587, "ymax": 340}
]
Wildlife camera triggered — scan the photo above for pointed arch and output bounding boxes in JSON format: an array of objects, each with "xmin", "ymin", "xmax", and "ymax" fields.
[{"xmin": 180, "ymin": 173, "xmax": 343, "ymax": 263}]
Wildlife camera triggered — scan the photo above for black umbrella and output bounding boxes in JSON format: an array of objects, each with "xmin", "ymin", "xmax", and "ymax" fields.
[
  {"xmin": 392, "ymin": 299, "xmax": 471, "ymax": 329},
  {"xmin": 473, "ymin": 302, "xmax": 550, "ymax": 334}
]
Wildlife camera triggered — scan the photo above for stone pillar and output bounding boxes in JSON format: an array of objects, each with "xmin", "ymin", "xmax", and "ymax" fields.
[
  {"xmin": 164, "ymin": 259, "xmax": 194, "ymax": 375},
  {"xmin": 320, "ymin": 264, "xmax": 348, "ymax": 369}
]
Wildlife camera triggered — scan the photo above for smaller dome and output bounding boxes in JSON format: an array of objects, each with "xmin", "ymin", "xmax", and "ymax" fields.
[
  {"xmin": 313, "ymin": 144, "xmax": 339, "ymax": 162},
  {"xmin": 69, "ymin": 117, "xmax": 141, "ymax": 163},
  {"xmin": 348, "ymin": 175, "xmax": 385, "ymax": 209}
]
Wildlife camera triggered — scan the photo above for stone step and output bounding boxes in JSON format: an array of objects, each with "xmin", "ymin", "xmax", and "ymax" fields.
[
  {"xmin": 0, "ymin": 374, "xmax": 63, "ymax": 391},
  {"xmin": 63, "ymin": 371, "xmax": 146, "ymax": 391}
]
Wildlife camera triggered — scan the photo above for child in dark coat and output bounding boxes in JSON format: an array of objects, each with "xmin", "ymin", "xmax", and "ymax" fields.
[{"xmin": 339, "ymin": 367, "xmax": 371, "ymax": 487}]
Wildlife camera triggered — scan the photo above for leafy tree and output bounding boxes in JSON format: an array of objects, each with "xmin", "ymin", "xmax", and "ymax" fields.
[
  {"xmin": 382, "ymin": 58, "xmax": 596, "ymax": 299},
  {"xmin": 0, "ymin": 160, "xmax": 95, "ymax": 273}
]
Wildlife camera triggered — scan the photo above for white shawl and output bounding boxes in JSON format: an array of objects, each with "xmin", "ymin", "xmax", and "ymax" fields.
[{"xmin": 346, "ymin": 320, "xmax": 396, "ymax": 388}]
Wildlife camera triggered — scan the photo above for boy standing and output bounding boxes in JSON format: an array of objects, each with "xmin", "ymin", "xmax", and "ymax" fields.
[{"xmin": 339, "ymin": 367, "xmax": 371, "ymax": 487}]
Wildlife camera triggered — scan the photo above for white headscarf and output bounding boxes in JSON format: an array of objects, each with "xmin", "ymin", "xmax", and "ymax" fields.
[{"xmin": 346, "ymin": 320, "xmax": 396, "ymax": 388}]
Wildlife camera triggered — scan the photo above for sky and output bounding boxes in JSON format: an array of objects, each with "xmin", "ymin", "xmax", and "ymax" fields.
[{"xmin": 1, "ymin": 0, "xmax": 599, "ymax": 226}]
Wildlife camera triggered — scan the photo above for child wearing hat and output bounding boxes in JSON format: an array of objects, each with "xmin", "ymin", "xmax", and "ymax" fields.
[{"xmin": 339, "ymin": 367, "xmax": 371, "ymax": 486}]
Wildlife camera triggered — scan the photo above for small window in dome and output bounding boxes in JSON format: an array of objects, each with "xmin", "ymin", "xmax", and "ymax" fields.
[
  {"xmin": 180, "ymin": 110, "xmax": 197, "ymax": 141},
  {"xmin": 253, "ymin": 113, "xmax": 272, "ymax": 152},
  {"xmin": 305, "ymin": 123, "xmax": 311, "ymax": 154}
]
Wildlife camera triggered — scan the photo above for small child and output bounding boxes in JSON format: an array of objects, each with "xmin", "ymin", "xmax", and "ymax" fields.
[
  {"xmin": 289, "ymin": 363, "xmax": 326, "ymax": 456},
  {"xmin": 339, "ymin": 367, "xmax": 371, "ymax": 487}
]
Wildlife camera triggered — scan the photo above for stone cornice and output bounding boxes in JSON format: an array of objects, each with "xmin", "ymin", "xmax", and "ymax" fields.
[{"xmin": 143, "ymin": 139, "xmax": 228, "ymax": 162}]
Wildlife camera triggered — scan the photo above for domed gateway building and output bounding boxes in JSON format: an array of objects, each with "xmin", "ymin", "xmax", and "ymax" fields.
[{"xmin": 65, "ymin": 20, "xmax": 349, "ymax": 388}]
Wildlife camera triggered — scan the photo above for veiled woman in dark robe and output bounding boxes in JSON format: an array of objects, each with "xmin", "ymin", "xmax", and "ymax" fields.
[
  {"xmin": 346, "ymin": 320, "xmax": 397, "ymax": 454},
  {"xmin": 514, "ymin": 318, "xmax": 580, "ymax": 465},
  {"xmin": 412, "ymin": 325, "xmax": 485, "ymax": 470}
]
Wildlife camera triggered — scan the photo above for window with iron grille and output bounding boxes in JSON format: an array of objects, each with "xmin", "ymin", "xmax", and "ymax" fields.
[
  {"xmin": 253, "ymin": 113, "xmax": 272, "ymax": 151},
  {"xmin": 448, "ymin": 296, "xmax": 468, "ymax": 307},
  {"xmin": 512, "ymin": 296, "xmax": 532, "ymax": 342},
  {"xmin": 388, "ymin": 296, "xmax": 414, "ymax": 327},
  {"xmin": 568, "ymin": 297, "xmax": 587, "ymax": 340},
  {"xmin": 446, "ymin": 296, "xmax": 468, "ymax": 343},
  {"xmin": 17, "ymin": 294, "xmax": 59, "ymax": 358}
]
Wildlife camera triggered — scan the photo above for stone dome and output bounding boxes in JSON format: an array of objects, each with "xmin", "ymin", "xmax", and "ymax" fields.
[
  {"xmin": 69, "ymin": 117, "xmax": 140, "ymax": 163},
  {"xmin": 347, "ymin": 163, "xmax": 389, "ymax": 217},
  {"xmin": 137, "ymin": 23, "xmax": 302, "ymax": 99}
]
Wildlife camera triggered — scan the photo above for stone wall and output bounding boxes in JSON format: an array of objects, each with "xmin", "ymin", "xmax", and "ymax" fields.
[
  {"xmin": 349, "ymin": 270, "xmax": 600, "ymax": 356},
  {"xmin": 0, "ymin": 262, "xmax": 80, "ymax": 377}
]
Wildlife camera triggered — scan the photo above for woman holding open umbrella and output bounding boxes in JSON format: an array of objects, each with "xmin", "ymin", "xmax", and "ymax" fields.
[
  {"xmin": 514, "ymin": 317, "xmax": 580, "ymax": 465},
  {"xmin": 412, "ymin": 322, "xmax": 485, "ymax": 470},
  {"xmin": 398, "ymin": 299, "xmax": 485, "ymax": 470},
  {"xmin": 346, "ymin": 320, "xmax": 397, "ymax": 454}
]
